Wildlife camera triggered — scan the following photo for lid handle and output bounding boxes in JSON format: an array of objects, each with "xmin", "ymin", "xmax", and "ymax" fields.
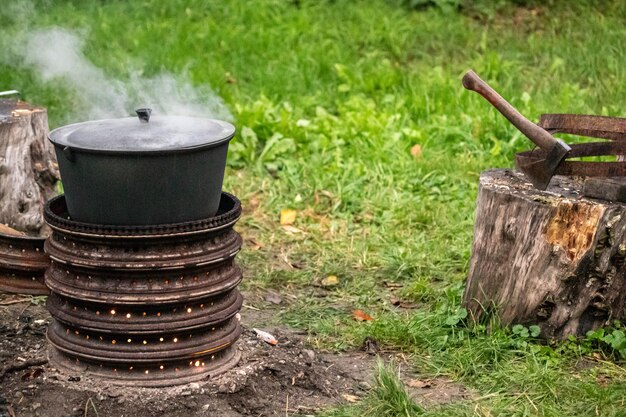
[{"xmin": 135, "ymin": 108, "xmax": 152, "ymax": 123}]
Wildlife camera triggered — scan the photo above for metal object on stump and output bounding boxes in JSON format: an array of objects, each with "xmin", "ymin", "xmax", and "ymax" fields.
[
  {"xmin": 43, "ymin": 193, "xmax": 244, "ymax": 386},
  {"xmin": 462, "ymin": 71, "xmax": 626, "ymax": 191},
  {"xmin": 462, "ymin": 70, "xmax": 571, "ymax": 190}
]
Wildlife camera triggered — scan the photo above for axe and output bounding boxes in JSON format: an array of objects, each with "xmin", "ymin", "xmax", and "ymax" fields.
[{"xmin": 462, "ymin": 70, "xmax": 571, "ymax": 190}]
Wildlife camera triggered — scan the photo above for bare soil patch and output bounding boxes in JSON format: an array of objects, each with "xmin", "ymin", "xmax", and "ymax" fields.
[{"xmin": 0, "ymin": 292, "xmax": 469, "ymax": 416}]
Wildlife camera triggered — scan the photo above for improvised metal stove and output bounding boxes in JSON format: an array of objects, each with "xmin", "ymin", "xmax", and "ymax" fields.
[{"xmin": 43, "ymin": 192, "xmax": 244, "ymax": 386}]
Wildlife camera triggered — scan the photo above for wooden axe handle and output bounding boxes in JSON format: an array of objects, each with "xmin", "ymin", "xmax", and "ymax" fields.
[{"xmin": 462, "ymin": 70, "xmax": 560, "ymax": 152}]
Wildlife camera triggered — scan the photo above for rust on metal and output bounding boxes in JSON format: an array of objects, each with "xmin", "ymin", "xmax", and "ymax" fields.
[
  {"xmin": 0, "ymin": 233, "xmax": 49, "ymax": 295},
  {"xmin": 44, "ymin": 193, "xmax": 244, "ymax": 386},
  {"xmin": 44, "ymin": 192, "xmax": 241, "ymax": 238},
  {"xmin": 515, "ymin": 114, "xmax": 626, "ymax": 189},
  {"xmin": 516, "ymin": 141, "xmax": 626, "ymax": 178},
  {"xmin": 539, "ymin": 114, "xmax": 626, "ymax": 141}
]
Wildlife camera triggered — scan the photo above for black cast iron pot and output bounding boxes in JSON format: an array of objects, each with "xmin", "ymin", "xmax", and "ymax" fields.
[{"xmin": 48, "ymin": 109, "xmax": 235, "ymax": 226}]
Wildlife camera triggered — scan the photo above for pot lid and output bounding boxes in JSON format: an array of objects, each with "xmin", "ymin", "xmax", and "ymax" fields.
[{"xmin": 49, "ymin": 109, "xmax": 235, "ymax": 153}]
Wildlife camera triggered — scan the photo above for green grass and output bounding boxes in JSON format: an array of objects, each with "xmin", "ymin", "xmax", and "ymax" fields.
[
  {"xmin": 325, "ymin": 362, "xmax": 425, "ymax": 417},
  {"xmin": 3, "ymin": 0, "xmax": 626, "ymax": 415}
]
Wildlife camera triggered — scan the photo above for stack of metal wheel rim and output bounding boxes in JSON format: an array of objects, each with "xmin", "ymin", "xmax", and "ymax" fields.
[
  {"xmin": 0, "ymin": 233, "xmax": 49, "ymax": 295},
  {"xmin": 43, "ymin": 192, "xmax": 243, "ymax": 386}
]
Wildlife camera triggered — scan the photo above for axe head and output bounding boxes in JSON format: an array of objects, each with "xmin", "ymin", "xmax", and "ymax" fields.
[{"xmin": 515, "ymin": 139, "xmax": 571, "ymax": 190}]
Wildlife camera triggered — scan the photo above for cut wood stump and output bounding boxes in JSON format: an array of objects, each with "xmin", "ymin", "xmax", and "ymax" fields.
[
  {"xmin": 0, "ymin": 100, "xmax": 59, "ymax": 235},
  {"xmin": 464, "ymin": 169, "xmax": 626, "ymax": 340}
]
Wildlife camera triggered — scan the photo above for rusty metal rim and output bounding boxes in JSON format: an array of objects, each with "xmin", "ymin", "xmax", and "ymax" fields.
[
  {"xmin": 0, "ymin": 235, "xmax": 48, "ymax": 270},
  {"xmin": 0, "ymin": 276, "xmax": 48, "ymax": 295},
  {"xmin": 46, "ymin": 319, "xmax": 241, "ymax": 362},
  {"xmin": 516, "ymin": 142, "xmax": 626, "ymax": 178},
  {"xmin": 46, "ymin": 248, "xmax": 240, "ymax": 271},
  {"xmin": 45, "ymin": 266, "xmax": 242, "ymax": 305},
  {"xmin": 539, "ymin": 114, "xmax": 626, "ymax": 141},
  {"xmin": 45, "ymin": 276, "xmax": 241, "ymax": 306},
  {"xmin": 45, "ymin": 192, "xmax": 241, "ymax": 239},
  {"xmin": 46, "ymin": 219, "xmax": 240, "ymax": 240},
  {"xmin": 48, "ymin": 346, "xmax": 241, "ymax": 387},
  {"xmin": 44, "ymin": 233, "xmax": 242, "ymax": 271},
  {"xmin": 0, "ymin": 232, "xmax": 46, "ymax": 242},
  {"xmin": 47, "ymin": 291, "xmax": 243, "ymax": 334},
  {"xmin": 47, "ymin": 289, "xmax": 243, "ymax": 334},
  {"xmin": 0, "ymin": 253, "xmax": 49, "ymax": 269}
]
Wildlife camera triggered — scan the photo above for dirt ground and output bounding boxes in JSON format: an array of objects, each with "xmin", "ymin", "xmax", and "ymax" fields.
[{"xmin": 0, "ymin": 292, "xmax": 471, "ymax": 417}]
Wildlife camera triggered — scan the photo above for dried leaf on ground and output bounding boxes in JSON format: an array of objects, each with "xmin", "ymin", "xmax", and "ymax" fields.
[
  {"xmin": 225, "ymin": 72, "xmax": 237, "ymax": 84},
  {"xmin": 246, "ymin": 238, "xmax": 263, "ymax": 250},
  {"xmin": 407, "ymin": 379, "xmax": 432, "ymax": 389},
  {"xmin": 253, "ymin": 328, "xmax": 278, "ymax": 346},
  {"xmin": 280, "ymin": 209, "xmax": 297, "ymax": 225},
  {"xmin": 342, "ymin": 394, "xmax": 359, "ymax": 403},
  {"xmin": 410, "ymin": 144, "xmax": 422, "ymax": 159},
  {"xmin": 21, "ymin": 368, "xmax": 43, "ymax": 381},
  {"xmin": 352, "ymin": 309, "xmax": 374, "ymax": 321},
  {"xmin": 264, "ymin": 292, "xmax": 282, "ymax": 305},
  {"xmin": 321, "ymin": 275, "xmax": 339, "ymax": 287},
  {"xmin": 314, "ymin": 190, "xmax": 334, "ymax": 205},
  {"xmin": 389, "ymin": 296, "xmax": 419, "ymax": 309},
  {"xmin": 281, "ymin": 225, "xmax": 305, "ymax": 234}
]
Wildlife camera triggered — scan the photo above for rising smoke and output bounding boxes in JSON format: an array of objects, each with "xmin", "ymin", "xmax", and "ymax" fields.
[{"xmin": 9, "ymin": 26, "xmax": 232, "ymax": 121}]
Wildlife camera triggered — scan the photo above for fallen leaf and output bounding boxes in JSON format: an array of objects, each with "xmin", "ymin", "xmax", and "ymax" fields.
[
  {"xmin": 353, "ymin": 309, "xmax": 374, "ymax": 321},
  {"xmin": 21, "ymin": 368, "xmax": 43, "ymax": 381},
  {"xmin": 264, "ymin": 291, "xmax": 282, "ymax": 305},
  {"xmin": 253, "ymin": 328, "xmax": 278, "ymax": 345},
  {"xmin": 407, "ymin": 379, "xmax": 432, "ymax": 389},
  {"xmin": 389, "ymin": 296, "xmax": 418, "ymax": 309},
  {"xmin": 246, "ymin": 238, "xmax": 263, "ymax": 250},
  {"xmin": 410, "ymin": 144, "xmax": 422, "ymax": 159},
  {"xmin": 281, "ymin": 225, "xmax": 305, "ymax": 234},
  {"xmin": 383, "ymin": 281, "xmax": 404, "ymax": 289},
  {"xmin": 342, "ymin": 394, "xmax": 359, "ymax": 403},
  {"xmin": 321, "ymin": 275, "xmax": 339, "ymax": 287},
  {"xmin": 225, "ymin": 71, "xmax": 237, "ymax": 84},
  {"xmin": 280, "ymin": 209, "xmax": 297, "ymax": 225}
]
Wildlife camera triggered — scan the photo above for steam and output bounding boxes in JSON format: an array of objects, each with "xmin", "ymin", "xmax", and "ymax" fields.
[
  {"xmin": 11, "ymin": 27, "xmax": 232, "ymax": 121},
  {"xmin": 1, "ymin": 1, "xmax": 38, "ymax": 27}
]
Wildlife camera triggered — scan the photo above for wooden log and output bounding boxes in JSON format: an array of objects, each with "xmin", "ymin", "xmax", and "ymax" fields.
[
  {"xmin": 464, "ymin": 169, "xmax": 626, "ymax": 340},
  {"xmin": 0, "ymin": 100, "xmax": 59, "ymax": 235}
]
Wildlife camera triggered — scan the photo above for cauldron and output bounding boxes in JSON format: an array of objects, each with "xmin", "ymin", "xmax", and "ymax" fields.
[{"xmin": 48, "ymin": 109, "xmax": 235, "ymax": 225}]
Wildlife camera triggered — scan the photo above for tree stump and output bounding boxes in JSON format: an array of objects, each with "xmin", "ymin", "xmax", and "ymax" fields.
[
  {"xmin": 464, "ymin": 169, "xmax": 626, "ymax": 340},
  {"xmin": 0, "ymin": 100, "xmax": 59, "ymax": 235}
]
